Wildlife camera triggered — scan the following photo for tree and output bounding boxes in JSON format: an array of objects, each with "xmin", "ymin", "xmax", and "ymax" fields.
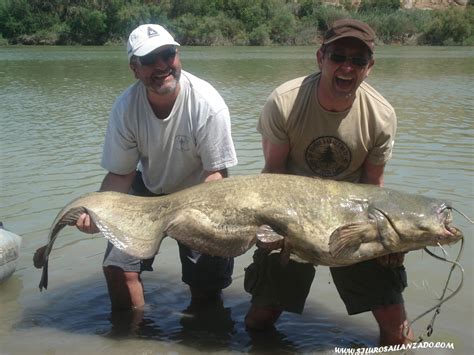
[{"xmin": 359, "ymin": 0, "xmax": 400, "ymax": 13}]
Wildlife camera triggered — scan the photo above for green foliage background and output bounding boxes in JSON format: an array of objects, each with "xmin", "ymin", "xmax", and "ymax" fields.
[{"xmin": 0, "ymin": 0, "xmax": 472, "ymax": 46}]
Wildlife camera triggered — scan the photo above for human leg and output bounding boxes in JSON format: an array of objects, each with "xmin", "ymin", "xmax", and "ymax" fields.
[
  {"xmin": 245, "ymin": 304, "xmax": 283, "ymax": 330},
  {"xmin": 103, "ymin": 241, "xmax": 154, "ymax": 309},
  {"xmin": 103, "ymin": 266, "xmax": 144, "ymax": 309},
  {"xmin": 372, "ymin": 303, "xmax": 413, "ymax": 345},
  {"xmin": 178, "ymin": 242, "xmax": 234, "ymax": 302},
  {"xmin": 330, "ymin": 259, "xmax": 410, "ymax": 345},
  {"xmin": 244, "ymin": 249, "xmax": 315, "ymax": 330}
]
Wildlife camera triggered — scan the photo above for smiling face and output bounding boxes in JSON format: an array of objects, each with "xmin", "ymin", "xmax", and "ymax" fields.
[
  {"xmin": 316, "ymin": 37, "xmax": 374, "ymax": 112},
  {"xmin": 130, "ymin": 45, "xmax": 182, "ymax": 96}
]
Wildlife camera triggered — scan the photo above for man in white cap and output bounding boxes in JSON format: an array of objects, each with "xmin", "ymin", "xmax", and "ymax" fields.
[
  {"xmin": 244, "ymin": 18, "xmax": 413, "ymax": 345},
  {"xmin": 76, "ymin": 24, "xmax": 238, "ymax": 310}
]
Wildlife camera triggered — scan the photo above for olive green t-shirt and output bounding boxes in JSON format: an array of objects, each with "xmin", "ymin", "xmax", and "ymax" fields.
[{"xmin": 257, "ymin": 72, "xmax": 396, "ymax": 183}]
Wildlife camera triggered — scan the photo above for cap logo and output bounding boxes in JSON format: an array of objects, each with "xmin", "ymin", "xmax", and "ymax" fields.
[{"xmin": 147, "ymin": 26, "xmax": 159, "ymax": 38}]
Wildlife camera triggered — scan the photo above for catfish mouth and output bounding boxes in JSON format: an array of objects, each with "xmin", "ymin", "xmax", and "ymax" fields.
[{"xmin": 439, "ymin": 204, "xmax": 463, "ymax": 242}]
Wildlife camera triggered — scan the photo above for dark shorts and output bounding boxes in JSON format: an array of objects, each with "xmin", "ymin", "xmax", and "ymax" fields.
[
  {"xmin": 244, "ymin": 249, "xmax": 407, "ymax": 315},
  {"xmin": 102, "ymin": 171, "xmax": 234, "ymax": 290},
  {"xmin": 244, "ymin": 249, "xmax": 315, "ymax": 314}
]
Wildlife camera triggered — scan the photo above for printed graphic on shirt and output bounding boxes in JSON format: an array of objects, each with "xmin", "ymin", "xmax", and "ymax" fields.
[
  {"xmin": 305, "ymin": 136, "xmax": 351, "ymax": 177},
  {"xmin": 175, "ymin": 135, "xmax": 191, "ymax": 151}
]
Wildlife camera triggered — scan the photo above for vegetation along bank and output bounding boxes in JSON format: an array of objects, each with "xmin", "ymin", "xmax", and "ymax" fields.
[{"xmin": 0, "ymin": 0, "xmax": 473, "ymax": 46}]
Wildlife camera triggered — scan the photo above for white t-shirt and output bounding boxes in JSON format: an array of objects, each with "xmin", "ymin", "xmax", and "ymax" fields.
[{"xmin": 102, "ymin": 71, "xmax": 238, "ymax": 194}]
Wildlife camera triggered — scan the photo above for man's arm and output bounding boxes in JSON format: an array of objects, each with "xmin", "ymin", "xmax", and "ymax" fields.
[
  {"xmin": 360, "ymin": 159, "xmax": 404, "ymax": 267},
  {"xmin": 203, "ymin": 168, "xmax": 228, "ymax": 182},
  {"xmin": 76, "ymin": 171, "xmax": 136, "ymax": 234},
  {"xmin": 99, "ymin": 171, "xmax": 137, "ymax": 192},
  {"xmin": 359, "ymin": 159, "xmax": 385, "ymax": 187},
  {"xmin": 261, "ymin": 138, "xmax": 290, "ymax": 174}
]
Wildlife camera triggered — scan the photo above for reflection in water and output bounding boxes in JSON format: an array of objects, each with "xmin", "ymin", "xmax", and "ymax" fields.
[
  {"xmin": 12, "ymin": 267, "xmax": 380, "ymax": 353},
  {"xmin": 106, "ymin": 298, "xmax": 237, "ymax": 351},
  {"xmin": 245, "ymin": 327, "xmax": 297, "ymax": 354},
  {"xmin": 104, "ymin": 293, "xmax": 298, "ymax": 353},
  {"xmin": 96, "ymin": 285, "xmax": 300, "ymax": 353},
  {"xmin": 177, "ymin": 298, "xmax": 235, "ymax": 349},
  {"xmin": 106, "ymin": 308, "xmax": 145, "ymax": 338}
]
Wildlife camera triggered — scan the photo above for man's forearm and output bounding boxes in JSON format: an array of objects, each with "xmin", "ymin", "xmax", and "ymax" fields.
[{"xmin": 99, "ymin": 171, "xmax": 137, "ymax": 193}]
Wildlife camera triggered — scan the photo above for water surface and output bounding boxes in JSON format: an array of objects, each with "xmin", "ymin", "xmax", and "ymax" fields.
[{"xmin": 0, "ymin": 45, "xmax": 473, "ymax": 354}]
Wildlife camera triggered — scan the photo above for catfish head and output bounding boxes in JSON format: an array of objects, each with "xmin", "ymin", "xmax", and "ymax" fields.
[{"xmin": 367, "ymin": 190, "xmax": 463, "ymax": 253}]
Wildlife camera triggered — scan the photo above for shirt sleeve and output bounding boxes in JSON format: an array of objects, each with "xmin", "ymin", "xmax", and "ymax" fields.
[
  {"xmin": 257, "ymin": 91, "xmax": 289, "ymax": 145},
  {"xmin": 196, "ymin": 107, "xmax": 238, "ymax": 171},
  {"xmin": 101, "ymin": 104, "xmax": 140, "ymax": 175},
  {"xmin": 366, "ymin": 110, "xmax": 397, "ymax": 166}
]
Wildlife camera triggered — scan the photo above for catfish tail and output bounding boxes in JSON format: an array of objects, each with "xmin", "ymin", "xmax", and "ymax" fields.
[{"xmin": 35, "ymin": 206, "xmax": 88, "ymax": 291}]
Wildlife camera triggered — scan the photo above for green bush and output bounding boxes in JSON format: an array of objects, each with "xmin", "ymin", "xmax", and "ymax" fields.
[
  {"xmin": 174, "ymin": 12, "xmax": 244, "ymax": 45},
  {"xmin": 169, "ymin": 0, "xmax": 222, "ymax": 18},
  {"xmin": 0, "ymin": 0, "xmax": 472, "ymax": 46},
  {"xmin": 356, "ymin": 9, "xmax": 429, "ymax": 43},
  {"xmin": 358, "ymin": 0, "xmax": 400, "ymax": 13},
  {"xmin": 66, "ymin": 6, "xmax": 107, "ymax": 44},
  {"xmin": 311, "ymin": 5, "xmax": 350, "ymax": 31},
  {"xmin": 420, "ymin": 8, "xmax": 473, "ymax": 45},
  {"xmin": 269, "ymin": 6, "xmax": 297, "ymax": 44},
  {"xmin": 113, "ymin": 3, "xmax": 154, "ymax": 39},
  {"xmin": 0, "ymin": 33, "xmax": 8, "ymax": 45},
  {"xmin": 249, "ymin": 24, "xmax": 271, "ymax": 45},
  {"xmin": 0, "ymin": 0, "xmax": 35, "ymax": 39},
  {"xmin": 295, "ymin": 0, "xmax": 323, "ymax": 18},
  {"xmin": 223, "ymin": 0, "xmax": 269, "ymax": 33}
]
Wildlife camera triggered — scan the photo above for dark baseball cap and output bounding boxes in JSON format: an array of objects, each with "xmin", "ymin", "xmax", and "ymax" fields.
[{"xmin": 323, "ymin": 19, "xmax": 376, "ymax": 53}]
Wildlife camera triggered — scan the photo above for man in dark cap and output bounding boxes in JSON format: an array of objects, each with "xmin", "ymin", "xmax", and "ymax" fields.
[{"xmin": 244, "ymin": 18, "xmax": 413, "ymax": 345}]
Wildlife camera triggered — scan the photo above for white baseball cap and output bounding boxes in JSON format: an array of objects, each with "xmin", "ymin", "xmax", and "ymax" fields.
[{"xmin": 127, "ymin": 24, "xmax": 180, "ymax": 61}]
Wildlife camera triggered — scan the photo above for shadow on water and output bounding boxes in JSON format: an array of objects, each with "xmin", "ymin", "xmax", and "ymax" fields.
[{"xmin": 13, "ymin": 271, "xmax": 377, "ymax": 354}]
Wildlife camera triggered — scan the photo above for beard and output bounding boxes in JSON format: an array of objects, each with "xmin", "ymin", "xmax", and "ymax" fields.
[{"xmin": 148, "ymin": 68, "xmax": 181, "ymax": 96}]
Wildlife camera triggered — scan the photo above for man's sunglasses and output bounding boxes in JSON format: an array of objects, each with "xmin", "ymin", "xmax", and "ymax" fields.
[
  {"xmin": 327, "ymin": 52, "xmax": 371, "ymax": 67},
  {"xmin": 139, "ymin": 47, "xmax": 177, "ymax": 66}
]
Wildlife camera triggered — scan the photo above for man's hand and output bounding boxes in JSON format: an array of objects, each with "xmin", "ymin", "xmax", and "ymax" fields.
[
  {"xmin": 376, "ymin": 252, "xmax": 405, "ymax": 268},
  {"xmin": 75, "ymin": 170, "xmax": 136, "ymax": 235},
  {"xmin": 76, "ymin": 213, "xmax": 100, "ymax": 234}
]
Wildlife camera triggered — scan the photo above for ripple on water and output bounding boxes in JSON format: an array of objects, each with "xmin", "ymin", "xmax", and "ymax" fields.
[{"xmin": 1, "ymin": 46, "xmax": 473, "ymax": 354}]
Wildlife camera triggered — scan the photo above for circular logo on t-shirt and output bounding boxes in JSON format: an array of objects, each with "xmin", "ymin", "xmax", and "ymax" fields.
[
  {"xmin": 174, "ymin": 135, "xmax": 191, "ymax": 151},
  {"xmin": 305, "ymin": 136, "xmax": 351, "ymax": 177}
]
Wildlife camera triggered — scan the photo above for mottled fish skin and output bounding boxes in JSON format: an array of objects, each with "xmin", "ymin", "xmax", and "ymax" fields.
[{"xmin": 34, "ymin": 174, "xmax": 463, "ymax": 290}]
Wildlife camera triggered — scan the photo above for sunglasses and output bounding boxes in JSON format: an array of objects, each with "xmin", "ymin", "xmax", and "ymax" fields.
[
  {"xmin": 327, "ymin": 52, "xmax": 371, "ymax": 67},
  {"xmin": 139, "ymin": 47, "xmax": 177, "ymax": 66}
]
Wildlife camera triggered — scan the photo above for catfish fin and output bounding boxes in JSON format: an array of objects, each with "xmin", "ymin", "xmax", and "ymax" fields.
[
  {"xmin": 329, "ymin": 222, "xmax": 378, "ymax": 258},
  {"xmin": 165, "ymin": 208, "xmax": 255, "ymax": 258},
  {"xmin": 369, "ymin": 207, "xmax": 400, "ymax": 252},
  {"xmin": 37, "ymin": 206, "xmax": 89, "ymax": 291},
  {"xmin": 87, "ymin": 209, "xmax": 128, "ymax": 251},
  {"xmin": 39, "ymin": 260, "xmax": 49, "ymax": 291},
  {"xmin": 86, "ymin": 209, "xmax": 159, "ymax": 260},
  {"xmin": 33, "ymin": 245, "xmax": 47, "ymax": 269}
]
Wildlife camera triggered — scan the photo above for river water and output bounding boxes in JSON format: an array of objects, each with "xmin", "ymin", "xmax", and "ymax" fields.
[{"xmin": 0, "ymin": 45, "xmax": 472, "ymax": 354}]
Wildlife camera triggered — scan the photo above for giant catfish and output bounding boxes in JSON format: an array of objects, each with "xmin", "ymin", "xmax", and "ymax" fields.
[{"xmin": 34, "ymin": 174, "xmax": 463, "ymax": 290}]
